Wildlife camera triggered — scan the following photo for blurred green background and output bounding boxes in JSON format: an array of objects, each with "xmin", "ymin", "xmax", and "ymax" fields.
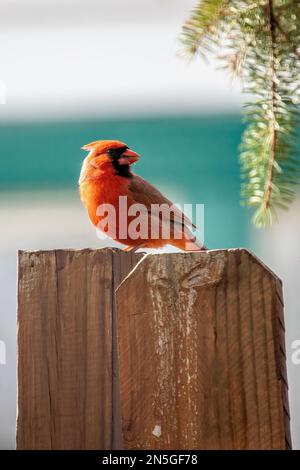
[{"xmin": 0, "ymin": 115, "xmax": 250, "ymax": 249}]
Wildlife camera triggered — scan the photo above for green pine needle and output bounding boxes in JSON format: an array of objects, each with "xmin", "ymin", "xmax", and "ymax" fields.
[{"xmin": 180, "ymin": 0, "xmax": 300, "ymax": 228}]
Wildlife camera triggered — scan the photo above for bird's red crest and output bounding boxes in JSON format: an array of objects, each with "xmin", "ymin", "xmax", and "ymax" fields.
[{"xmin": 81, "ymin": 140, "xmax": 128, "ymax": 155}]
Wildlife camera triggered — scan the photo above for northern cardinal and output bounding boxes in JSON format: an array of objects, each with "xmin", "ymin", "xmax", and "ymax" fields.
[{"xmin": 79, "ymin": 140, "xmax": 205, "ymax": 251}]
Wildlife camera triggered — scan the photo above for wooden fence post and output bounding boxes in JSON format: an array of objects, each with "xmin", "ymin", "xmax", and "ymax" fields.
[
  {"xmin": 17, "ymin": 248, "xmax": 291, "ymax": 450},
  {"xmin": 17, "ymin": 248, "xmax": 142, "ymax": 450},
  {"xmin": 116, "ymin": 249, "xmax": 291, "ymax": 450}
]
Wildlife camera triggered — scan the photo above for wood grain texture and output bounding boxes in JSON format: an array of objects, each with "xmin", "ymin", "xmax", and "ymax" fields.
[
  {"xmin": 116, "ymin": 249, "xmax": 291, "ymax": 450},
  {"xmin": 17, "ymin": 248, "xmax": 142, "ymax": 450}
]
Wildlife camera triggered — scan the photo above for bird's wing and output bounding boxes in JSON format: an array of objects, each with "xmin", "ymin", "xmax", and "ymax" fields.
[{"xmin": 128, "ymin": 174, "xmax": 196, "ymax": 230}]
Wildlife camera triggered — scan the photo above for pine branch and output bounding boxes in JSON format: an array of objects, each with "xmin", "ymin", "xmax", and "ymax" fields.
[
  {"xmin": 261, "ymin": 0, "xmax": 277, "ymax": 215},
  {"xmin": 180, "ymin": 0, "xmax": 231, "ymax": 57},
  {"xmin": 180, "ymin": 0, "xmax": 300, "ymax": 228},
  {"xmin": 274, "ymin": 17, "xmax": 300, "ymax": 60}
]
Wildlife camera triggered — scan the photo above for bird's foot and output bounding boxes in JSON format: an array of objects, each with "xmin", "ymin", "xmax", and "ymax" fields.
[{"xmin": 123, "ymin": 244, "xmax": 144, "ymax": 253}]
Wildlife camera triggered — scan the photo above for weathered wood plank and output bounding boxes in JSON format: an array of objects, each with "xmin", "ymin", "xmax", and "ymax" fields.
[
  {"xmin": 116, "ymin": 249, "xmax": 291, "ymax": 450},
  {"xmin": 17, "ymin": 248, "xmax": 142, "ymax": 450}
]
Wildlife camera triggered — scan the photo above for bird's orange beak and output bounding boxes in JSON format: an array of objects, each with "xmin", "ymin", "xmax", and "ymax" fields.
[{"xmin": 119, "ymin": 148, "xmax": 140, "ymax": 165}]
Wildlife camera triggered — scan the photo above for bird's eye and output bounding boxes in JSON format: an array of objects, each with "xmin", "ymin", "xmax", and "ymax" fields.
[{"xmin": 107, "ymin": 146, "xmax": 128, "ymax": 158}]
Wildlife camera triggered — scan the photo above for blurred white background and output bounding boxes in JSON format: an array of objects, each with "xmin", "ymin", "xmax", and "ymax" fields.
[{"xmin": 0, "ymin": 0, "xmax": 242, "ymax": 122}]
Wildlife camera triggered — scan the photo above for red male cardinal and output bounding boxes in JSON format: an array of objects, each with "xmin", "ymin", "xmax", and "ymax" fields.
[{"xmin": 79, "ymin": 140, "xmax": 205, "ymax": 251}]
